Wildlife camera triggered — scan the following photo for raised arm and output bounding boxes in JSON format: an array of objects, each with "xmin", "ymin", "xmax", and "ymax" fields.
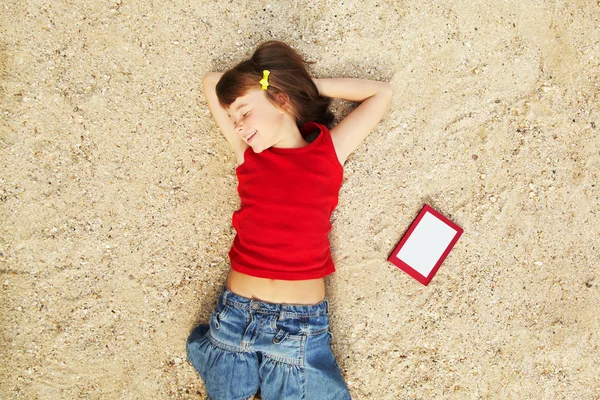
[
  {"xmin": 203, "ymin": 72, "xmax": 248, "ymax": 165},
  {"xmin": 314, "ymin": 78, "xmax": 392, "ymax": 165}
]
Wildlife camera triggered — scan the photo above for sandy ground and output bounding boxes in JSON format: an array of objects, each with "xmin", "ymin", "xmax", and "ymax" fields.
[{"xmin": 1, "ymin": 0, "xmax": 599, "ymax": 399}]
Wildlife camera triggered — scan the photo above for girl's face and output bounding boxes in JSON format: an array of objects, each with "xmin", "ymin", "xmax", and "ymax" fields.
[{"xmin": 227, "ymin": 89, "xmax": 292, "ymax": 153}]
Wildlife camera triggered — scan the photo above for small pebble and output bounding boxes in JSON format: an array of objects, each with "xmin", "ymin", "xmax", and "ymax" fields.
[{"xmin": 534, "ymin": 261, "xmax": 543, "ymax": 266}]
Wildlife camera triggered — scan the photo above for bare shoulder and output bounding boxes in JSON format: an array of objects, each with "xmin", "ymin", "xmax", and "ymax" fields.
[{"xmin": 235, "ymin": 146, "xmax": 249, "ymax": 167}]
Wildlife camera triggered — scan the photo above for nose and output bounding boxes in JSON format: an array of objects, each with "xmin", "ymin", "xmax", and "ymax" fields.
[{"xmin": 235, "ymin": 121, "xmax": 244, "ymax": 134}]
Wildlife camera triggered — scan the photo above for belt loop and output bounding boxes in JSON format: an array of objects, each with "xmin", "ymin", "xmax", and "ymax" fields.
[
  {"xmin": 325, "ymin": 299, "xmax": 329, "ymax": 314},
  {"xmin": 222, "ymin": 288, "xmax": 229, "ymax": 306},
  {"xmin": 279, "ymin": 306, "xmax": 286, "ymax": 321}
]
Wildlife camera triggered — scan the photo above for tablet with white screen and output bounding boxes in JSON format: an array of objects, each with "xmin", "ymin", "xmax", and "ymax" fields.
[{"xmin": 387, "ymin": 204, "xmax": 463, "ymax": 286}]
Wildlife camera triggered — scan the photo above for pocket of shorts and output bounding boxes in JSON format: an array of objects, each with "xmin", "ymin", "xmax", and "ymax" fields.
[
  {"xmin": 210, "ymin": 304, "xmax": 231, "ymax": 330},
  {"xmin": 272, "ymin": 317, "xmax": 305, "ymax": 341},
  {"xmin": 214, "ymin": 300, "xmax": 230, "ymax": 319},
  {"xmin": 218, "ymin": 304, "xmax": 230, "ymax": 320},
  {"xmin": 209, "ymin": 311, "xmax": 221, "ymax": 330}
]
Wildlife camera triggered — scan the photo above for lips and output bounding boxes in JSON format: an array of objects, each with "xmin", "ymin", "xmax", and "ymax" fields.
[{"xmin": 245, "ymin": 130, "xmax": 257, "ymax": 143}]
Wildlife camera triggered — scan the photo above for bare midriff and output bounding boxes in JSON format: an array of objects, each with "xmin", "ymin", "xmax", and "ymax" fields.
[{"xmin": 226, "ymin": 269, "xmax": 326, "ymax": 305}]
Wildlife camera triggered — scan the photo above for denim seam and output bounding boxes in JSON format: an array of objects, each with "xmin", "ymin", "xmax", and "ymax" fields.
[
  {"xmin": 261, "ymin": 332, "xmax": 306, "ymax": 366},
  {"xmin": 307, "ymin": 326, "xmax": 329, "ymax": 336},
  {"xmin": 302, "ymin": 337, "xmax": 308, "ymax": 400},
  {"xmin": 272, "ymin": 324, "xmax": 329, "ymax": 337},
  {"xmin": 300, "ymin": 334, "xmax": 306, "ymax": 366},
  {"xmin": 207, "ymin": 326, "xmax": 304, "ymax": 366},
  {"xmin": 207, "ymin": 391, "xmax": 256, "ymax": 400},
  {"xmin": 206, "ymin": 331, "xmax": 246, "ymax": 354},
  {"xmin": 262, "ymin": 351, "xmax": 303, "ymax": 366},
  {"xmin": 239, "ymin": 388, "xmax": 260, "ymax": 400},
  {"xmin": 279, "ymin": 333, "xmax": 303, "ymax": 341},
  {"xmin": 225, "ymin": 300, "xmax": 328, "ymax": 318},
  {"xmin": 281, "ymin": 311, "xmax": 328, "ymax": 318},
  {"xmin": 218, "ymin": 307, "xmax": 229, "ymax": 320},
  {"xmin": 270, "ymin": 318, "xmax": 329, "ymax": 337}
]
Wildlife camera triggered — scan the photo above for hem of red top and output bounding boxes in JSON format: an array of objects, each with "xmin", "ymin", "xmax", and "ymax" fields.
[{"xmin": 230, "ymin": 265, "xmax": 336, "ymax": 281}]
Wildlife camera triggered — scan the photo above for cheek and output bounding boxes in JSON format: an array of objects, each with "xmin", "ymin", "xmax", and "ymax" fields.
[
  {"xmin": 247, "ymin": 112, "xmax": 262, "ymax": 126},
  {"xmin": 272, "ymin": 109, "xmax": 286, "ymax": 125}
]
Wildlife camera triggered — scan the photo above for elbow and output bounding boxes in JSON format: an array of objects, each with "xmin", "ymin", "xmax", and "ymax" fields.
[
  {"xmin": 382, "ymin": 82, "xmax": 393, "ymax": 100},
  {"xmin": 364, "ymin": 81, "xmax": 393, "ymax": 104},
  {"xmin": 202, "ymin": 73, "xmax": 212, "ymax": 90},
  {"xmin": 203, "ymin": 72, "xmax": 222, "ymax": 86},
  {"xmin": 380, "ymin": 82, "xmax": 393, "ymax": 108}
]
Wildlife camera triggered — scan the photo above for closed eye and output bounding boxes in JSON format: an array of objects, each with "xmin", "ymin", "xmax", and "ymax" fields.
[{"xmin": 232, "ymin": 112, "xmax": 249, "ymax": 128}]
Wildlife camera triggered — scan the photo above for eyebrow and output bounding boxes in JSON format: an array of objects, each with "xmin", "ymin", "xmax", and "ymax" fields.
[
  {"xmin": 227, "ymin": 103, "xmax": 248, "ymax": 119},
  {"xmin": 233, "ymin": 103, "xmax": 248, "ymax": 112}
]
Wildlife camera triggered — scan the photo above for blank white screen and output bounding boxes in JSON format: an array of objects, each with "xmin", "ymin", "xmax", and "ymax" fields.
[{"xmin": 396, "ymin": 211, "xmax": 457, "ymax": 276}]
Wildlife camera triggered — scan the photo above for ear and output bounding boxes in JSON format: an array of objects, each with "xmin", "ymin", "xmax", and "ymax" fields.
[{"xmin": 274, "ymin": 92, "xmax": 292, "ymax": 113}]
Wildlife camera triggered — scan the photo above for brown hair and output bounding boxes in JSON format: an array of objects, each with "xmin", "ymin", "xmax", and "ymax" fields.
[{"xmin": 216, "ymin": 41, "xmax": 334, "ymax": 130}]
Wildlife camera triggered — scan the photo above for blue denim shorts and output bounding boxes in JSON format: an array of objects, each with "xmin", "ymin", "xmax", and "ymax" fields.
[{"xmin": 186, "ymin": 285, "xmax": 351, "ymax": 400}]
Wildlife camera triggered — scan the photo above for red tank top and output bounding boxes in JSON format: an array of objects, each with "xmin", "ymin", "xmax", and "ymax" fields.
[{"xmin": 228, "ymin": 122, "xmax": 344, "ymax": 280}]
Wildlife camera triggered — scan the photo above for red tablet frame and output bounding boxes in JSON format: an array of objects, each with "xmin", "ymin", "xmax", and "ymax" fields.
[{"xmin": 387, "ymin": 204, "xmax": 463, "ymax": 286}]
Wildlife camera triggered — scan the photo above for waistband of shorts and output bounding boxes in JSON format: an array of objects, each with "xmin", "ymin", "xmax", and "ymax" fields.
[{"xmin": 219, "ymin": 285, "xmax": 329, "ymax": 317}]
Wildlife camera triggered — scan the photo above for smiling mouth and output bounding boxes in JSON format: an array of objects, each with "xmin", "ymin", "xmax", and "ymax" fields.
[{"xmin": 245, "ymin": 130, "xmax": 257, "ymax": 142}]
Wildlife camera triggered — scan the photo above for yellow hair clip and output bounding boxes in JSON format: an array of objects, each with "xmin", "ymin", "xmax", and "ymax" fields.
[{"xmin": 259, "ymin": 70, "xmax": 270, "ymax": 90}]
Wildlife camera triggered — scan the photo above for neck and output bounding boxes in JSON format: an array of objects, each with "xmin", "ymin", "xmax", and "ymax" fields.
[{"xmin": 273, "ymin": 117, "xmax": 308, "ymax": 149}]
